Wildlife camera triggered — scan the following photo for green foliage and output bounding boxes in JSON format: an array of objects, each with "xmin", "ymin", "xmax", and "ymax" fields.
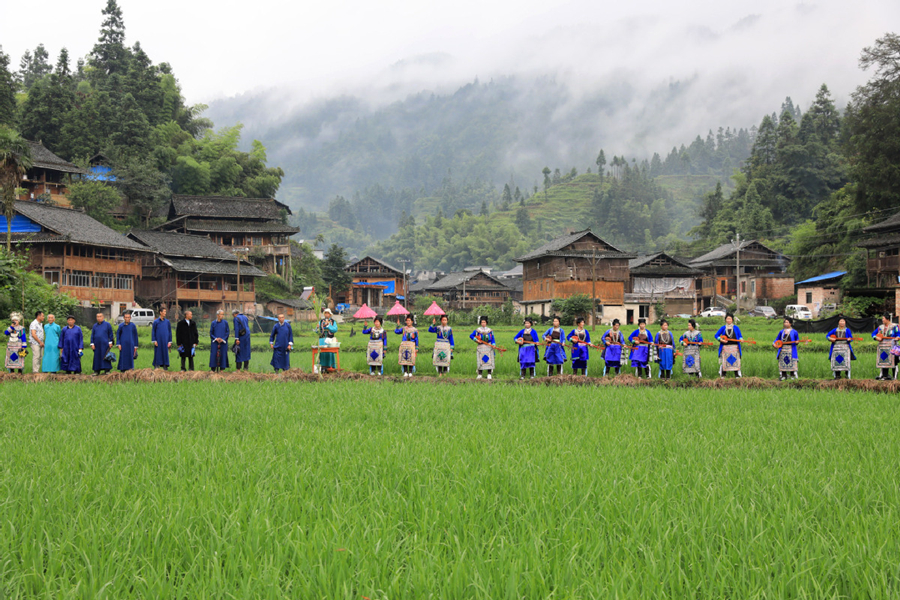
[
  {"xmin": 321, "ymin": 243, "xmax": 352, "ymax": 297},
  {"xmin": 290, "ymin": 242, "xmax": 324, "ymax": 294},
  {"xmin": 68, "ymin": 181, "xmax": 122, "ymax": 226},
  {"xmin": 840, "ymin": 295, "xmax": 883, "ymax": 318},
  {"xmin": 845, "ymin": 33, "xmax": 900, "ymax": 213},
  {"xmin": 550, "ymin": 293, "xmax": 593, "ymax": 325},
  {"xmin": 0, "ymin": 45, "xmax": 17, "ymax": 127},
  {"xmin": 253, "ymin": 274, "xmax": 291, "ymax": 305},
  {"xmin": 0, "ymin": 127, "xmax": 33, "ymax": 250},
  {"xmin": 0, "ymin": 247, "xmax": 77, "ymax": 320}
]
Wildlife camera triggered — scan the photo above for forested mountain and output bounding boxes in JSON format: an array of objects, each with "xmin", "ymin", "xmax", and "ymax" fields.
[{"xmin": 0, "ymin": 0, "xmax": 284, "ymax": 226}]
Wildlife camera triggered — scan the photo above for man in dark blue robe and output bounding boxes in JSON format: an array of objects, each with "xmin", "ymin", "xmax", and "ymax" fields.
[
  {"xmin": 90, "ymin": 312, "xmax": 114, "ymax": 375},
  {"xmin": 116, "ymin": 312, "xmax": 139, "ymax": 372},
  {"xmin": 210, "ymin": 310, "xmax": 230, "ymax": 371},
  {"xmin": 232, "ymin": 309, "xmax": 252, "ymax": 370},
  {"xmin": 269, "ymin": 313, "xmax": 293, "ymax": 372},
  {"xmin": 151, "ymin": 308, "xmax": 172, "ymax": 370},
  {"xmin": 58, "ymin": 315, "xmax": 83, "ymax": 374}
]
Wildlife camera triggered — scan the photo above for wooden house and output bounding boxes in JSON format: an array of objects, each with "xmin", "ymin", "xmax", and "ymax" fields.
[
  {"xmin": 5, "ymin": 201, "xmax": 147, "ymax": 320},
  {"xmin": 626, "ymin": 252, "xmax": 702, "ymax": 319},
  {"xmin": 266, "ymin": 298, "xmax": 317, "ymax": 322},
  {"xmin": 128, "ymin": 229, "xmax": 265, "ymax": 318},
  {"xmin": 690, "ymin": 240, "xmax": 793, "ymax": 310},
  {"xmin": 515, "ymin": 229, "xmax": 634, "ymax": 322},
  {"xmin": 341, "ymin": 256, "xmax": 406, "ymax": 308},
  {"xmin": 156, "ymin": 195, "xmax": 299, "ymax": 278},
  {"xmin": 17, "ymin": 141, "xmax": 87, "ymax": 206},
  {"xmin": 424, "ymin": 271, "xmax": 515, "ymax": 310},
  {"xmin": 859, "ymin": 211, "xmax": 900, "ymax": 289}
]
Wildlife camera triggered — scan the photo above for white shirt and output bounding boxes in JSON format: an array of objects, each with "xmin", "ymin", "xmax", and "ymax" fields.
[{"xmin": 29, "ymin": 319, "xmax": 44, "ymax": 344}]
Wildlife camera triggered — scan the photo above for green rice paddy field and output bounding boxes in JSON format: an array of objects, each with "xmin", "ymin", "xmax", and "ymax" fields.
[{"xmin": 1, "ymin": 379, "xmax": 900, "ymax": 598}]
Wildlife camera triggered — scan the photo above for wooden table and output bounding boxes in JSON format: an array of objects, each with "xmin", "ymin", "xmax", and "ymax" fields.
[{"xmin": 311, "ymin": 346, "xmax": 341, "ymax": 372}]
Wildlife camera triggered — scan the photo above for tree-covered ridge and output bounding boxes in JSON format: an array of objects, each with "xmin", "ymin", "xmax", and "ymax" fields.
[{"xmin": 0, "ymin": 0, "xmax": 284, "ymax": 226}]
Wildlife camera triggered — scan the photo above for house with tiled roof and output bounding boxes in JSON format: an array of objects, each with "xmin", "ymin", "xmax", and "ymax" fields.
[
  {"xmin": 424, "ymin": 271, "xmax": 517, "ymax": 310},
  {"xmin": 689, "ymin": 240, "xmax": 792, "ymax": 310},
  {"xmin": 128, "ymin": 229, "xmax": 265, "ymax": 317},
  {"xmin": 626, "ymin": 253, "xmax": 703, "ymax": 317},
  {"xmin": 339, "ymin": 256, "xmax": 407, "ymax": 309},
  {"xmin": 17, "ymin": 141, "xmax": 87, "ymax": 206},
  {"xmin": 156, "ymin": 195, "xmax": 299, "ymax": 278},
  {"xmin": 515, "ymin": 229, "xmax": 634, "ymax": 323},
  {"xmin": 3, "ymin": 202, "xmax": 148, "ymax": 320}
]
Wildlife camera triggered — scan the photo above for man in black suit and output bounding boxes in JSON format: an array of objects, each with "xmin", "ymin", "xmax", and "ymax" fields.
[{"xmin": 176, "ymin": 310, "xmax": 200, "ymax": 371}]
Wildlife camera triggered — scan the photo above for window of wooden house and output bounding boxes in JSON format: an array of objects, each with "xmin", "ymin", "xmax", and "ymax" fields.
[
  {"xmin": 115, "ymin": 275, "xmax": 133, "ymax": 290},
  {"xmin": 43, "ymin": 271, "xmax": 60, "ymax": 285},
  {"xmin": 253, "ymin": 237, "xmax": 263, "ymax": 246},
  {"xmin": 222, "ymin": 237, "xmax": 233, "ymax": 246},
  {"xmin": 94, "ymin": 273, "xmax": 115, "ymax": 288},
  {"xmin": 66, "ymin": 270, "xmax": 92, "ymax": 287}
]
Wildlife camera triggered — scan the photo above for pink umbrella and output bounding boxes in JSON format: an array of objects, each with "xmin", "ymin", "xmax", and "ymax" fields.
[
  {"xmin": 386, "ymin": 301, "xmax": 410, "ymax": 316},
  {"xmin": 353, "ymin": 304, "xmax": 377, "ymax": 319},
  {"xmin": 423, "ymin": 301, "xmax": 445, "ymax": 316}
]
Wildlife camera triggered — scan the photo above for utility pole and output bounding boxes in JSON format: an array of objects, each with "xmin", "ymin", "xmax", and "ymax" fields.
[
  {"xmin": 733, "ymin": 233, "xmax": 741, "ymax": 315},
  {"xmin": 236, "ymin": 248, "xmax": 248, "ymax": 313},
  {"xmin": 588, "ymin": 248, "xmax": 600, "ymax": 331},
  {"xmin": 398, "ymin": 258, "xmax": 410, "ymax": 309}
]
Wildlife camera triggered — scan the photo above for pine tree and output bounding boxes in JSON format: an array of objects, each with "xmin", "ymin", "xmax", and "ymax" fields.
[
  {"xmin": 108, "ymin": 92, "xmax": 149, "ymax": 155},
  {"xmin": 514, "ymin": 204, "xmax": 532, "ymax": 234},
  {"xmin": 19, "ymin": 44, "xmax": 51, "ymax": 92},
  {"xmin": 90, "ymin": 0, "xmax": 130, "ymax": 79},
  {"xmin": 480, "ymin": 200, "xmax": 488, "ymax": 216},
  {"xmin": 595, "ymin": 149, "xmax": 606, "ymax": 180},
  {"xmin": 500, "ymin": 183, "xmax": 512, "ymax": 210},
  {"xmin": 0, "ymin": 46, "xmax": 16, "ymax": 127}
]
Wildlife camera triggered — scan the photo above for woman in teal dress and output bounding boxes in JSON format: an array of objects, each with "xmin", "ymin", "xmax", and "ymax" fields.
[
  {"xmin": 316, "ymin": 308, "xmax": 338, "ymax": 373},
  {"xmin": 42, "ymin": 314, "xmax": 61, "ymax": 373}
]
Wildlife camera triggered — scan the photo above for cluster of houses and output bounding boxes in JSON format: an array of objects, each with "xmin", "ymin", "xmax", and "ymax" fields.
[
  {"xmin": 8, "ymin": 141, "xmax": 297, "ymax": 322},
  {"xmin": 11, "ymin": 140, "xmax": 900, "ymax": 324}
]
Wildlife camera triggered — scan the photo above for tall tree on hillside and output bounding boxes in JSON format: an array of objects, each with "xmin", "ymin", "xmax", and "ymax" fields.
[
  {"xmin": 90, "ymin": 0, "xmax": 130, "ymax": 79},
  {"xmin": 542, "ymin": 167, "xmax": 551, "ymax": 199},
  {"xmin": 500, "ymin": 183, "xmax": 512, "ymax": 210},
  {"xmin": 595, "ymin": 149, "xmax": 606, "ymax": 180},
  {"xmin": 321, "ymin": 243, "xmax": 352, "ymax": 298},
  {"xmin": 18, "ymin": 44, "xmax": 51, "ymax": 92},
  {"xmin": 0, "ymin": 127, "xmax": 33, "ymax": 250},
  {"xmin": 845, "ymin": 33, "xmax": 900, "ymax": 212},
  {"xmin": 19, "ymin": 50, "xmax": 76, "ymax": 153},
  {"xmin": 0, "ymin": 46, "xmax": 16, "ymax": 127}
]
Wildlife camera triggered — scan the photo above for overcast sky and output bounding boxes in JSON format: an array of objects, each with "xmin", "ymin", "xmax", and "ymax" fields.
[{"xmin": 2, "ymin": 0, "xmax": 898, "ymax": 109}]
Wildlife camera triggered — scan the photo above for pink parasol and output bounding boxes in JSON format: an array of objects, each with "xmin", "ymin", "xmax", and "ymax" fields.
[
  {"xmin": 423, "ymin": 301, "xmax": 445, "ymax": 316},
  {"xmin": 386, "ymin": 301, "xmax": 410, "ymax": 316},
  {"xmin": 353, "ymin": 304, "xmax": 377, "ymax": 319}
]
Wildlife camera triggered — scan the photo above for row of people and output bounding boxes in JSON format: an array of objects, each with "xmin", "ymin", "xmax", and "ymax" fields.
[{"xmin": 4, "ymin": 309, "xmax": 896, "ymax": 380}]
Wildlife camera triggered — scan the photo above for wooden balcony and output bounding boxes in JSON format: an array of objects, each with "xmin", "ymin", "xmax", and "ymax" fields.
[{"xmin": 867, "ymin": 255, "xmax": 900, "ymax": 273}]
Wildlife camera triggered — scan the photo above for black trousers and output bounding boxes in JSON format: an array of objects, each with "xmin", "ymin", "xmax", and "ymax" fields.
[{"xmin": 181, "ymin": 355, "xmax": 194, "ymax": 371}]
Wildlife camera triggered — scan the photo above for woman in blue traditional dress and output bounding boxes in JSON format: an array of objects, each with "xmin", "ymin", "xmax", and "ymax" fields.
[
  {"xmin": 428, "ymin": 315, "xmax": 454, "ymax": 376},
  {"xmin": 42, "ymin": 314, "xmax": 61, "ymax": 373},
  {"xmin": 654, "ymin": 319, "xmax": 675, "ymax": 380},
  {"xmin": 58, "ymin": 315, "xmax": 84, "ymax": 374},
  {"xmin": 362, "ymin": 317, "xmax": 388, "ymax": 375},
  {"xmin": 269, "ymin": 313, "xmax": 293, "ymax": 372},
  {"xmin": 678, "ymin": 318, "xmax": 703, "ymax": 377},
  {"xmin": 543, "ymin": 317, "xmax": 567, "ymax": 376},
  {"xmin": 515, "ymin": 317, "xmax": 540, "ymax": 380},
  {"xmin": 470, "ymin": 316, "xmax": 496, "ymax": 379},
  {"xmin": 872, "ymin": 314, "xmax": 900, "ymax": 380},
  {"xmin": 116, "ymin": 311, "xmax": 139, "ymax": 372},
  {"xmin": 209, "ymin": 310, "xmax": 230, "ymax": 372},
  {"xmin": 602, "ymin": 319, "xmax": 624, "ymax": 376},
  {"xmin": 4, "ymin": 313, "xmax": 27, "ymax": 374},
  {"xmin": 232, "ymin": 310, "xmax": 252, "ymax": 370},
  {"xmin": 825, "ymin": 317, "xmax": 856, "ymax": 380},
  {"xmin": 715, "ymin": 313, "xmax": 743, "ymax": 378},
  {"xmin": 567, "ymin": 317, "xmax": 591, "ymax": 376},
  {"xmin": 90, "ymin": 312, "xmax": 115, "ymax": 375},
  {"xmin": 150, "ymin": 307, "xmax": 172, "ymax": 370},
  {"xmin": 316, "ymin": 308, "xmax": 338, "ymax": 374},
  {"xmin": 394, "ymin": 315, "xmax": 418, "ymax": 377},
  {"xmin": 628, "ymin": 318, "xmax": 653, "ymax": 379},
  {"xmin": 774, "ymin": 317, "xmax": 800, "ymax": 381}
]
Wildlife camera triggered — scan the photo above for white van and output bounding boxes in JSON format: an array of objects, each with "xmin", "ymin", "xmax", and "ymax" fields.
[
  {"xmin": 116, "ymin": 308, "xmax": 156, "ymax": 326},
  {"xmin": 785, "ymin": 304, "xmax": 813, "ymax": 321}
]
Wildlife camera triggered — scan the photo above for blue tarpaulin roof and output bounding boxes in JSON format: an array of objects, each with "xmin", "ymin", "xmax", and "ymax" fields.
[
  {"xmin": 354, "ymin": 280, "xmax": 396, "ymax": 295},
  {"xmin": 85, "ymin": 165, "xmax": 116, "ymax": 182},
  {"xmin": 795, "ymin": 271, "xmax": 847, "ymax": 286},
  {"xmin": 0, "ymin": 214, "xmax": 41, "ymax": 233}
]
